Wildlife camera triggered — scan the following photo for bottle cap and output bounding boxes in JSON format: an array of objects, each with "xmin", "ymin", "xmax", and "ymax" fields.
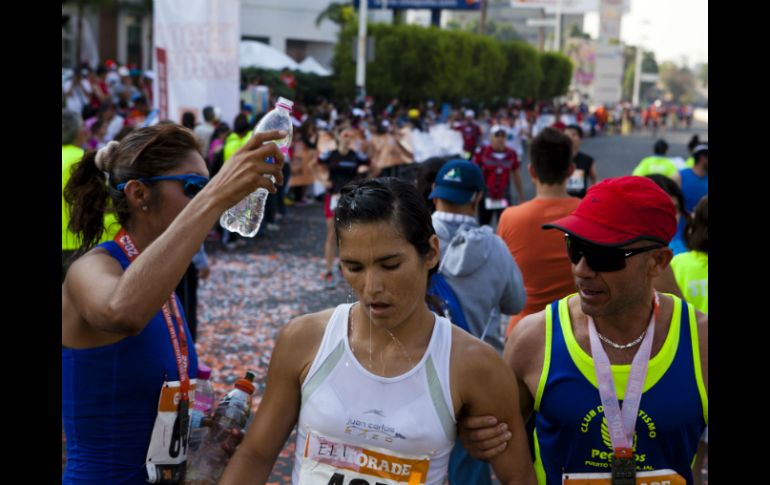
[
  {"xmin": 234, "ymin": 378, "xmax": 256, "ymax": 395},
  {"xmin": 276, "ymin": 97, "xmax": 294, "ymax": 111},
  {"xmin": 197, "ymin": 363, "xmax": 212, "ymax": 380}
]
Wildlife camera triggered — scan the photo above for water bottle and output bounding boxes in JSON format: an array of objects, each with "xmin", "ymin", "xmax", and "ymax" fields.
[
  {"xmin": 219, "ymin": 97, "xmax": 294, "ymax": 237},
  {"xmin": 184, "ymin": 371, "xmax": 256, "ymax": 485},
  {"xmin": 187, "ymin": 364, "xmax": 216, "ymax": 452}
]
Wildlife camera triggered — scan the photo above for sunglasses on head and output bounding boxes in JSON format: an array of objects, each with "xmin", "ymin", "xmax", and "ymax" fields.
[
  {"xmin": 565, "ymin": 235, "xmax": 662, "ymax": 272},
  {"xmin": 117, "ymin": 174, "xmax": 210, "ymax": 199}
]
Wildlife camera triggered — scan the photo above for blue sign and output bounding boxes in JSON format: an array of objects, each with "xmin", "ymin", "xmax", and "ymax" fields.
[{"xmin": 354, "ymin": 0, "xmax": 481, "ymax": 10}]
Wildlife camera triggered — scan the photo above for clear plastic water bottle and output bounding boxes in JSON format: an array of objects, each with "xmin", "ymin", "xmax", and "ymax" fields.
[
  {"xmin": 219, "ymin": 97, "xmax": 294, "ymax": 237},
  {"xmin": 187, "ymin": 364, "xmax": 216, "ymax": 452},
  {"xmin": 185, "ymin": 371, "xmax": 256, "ymax": 485}
]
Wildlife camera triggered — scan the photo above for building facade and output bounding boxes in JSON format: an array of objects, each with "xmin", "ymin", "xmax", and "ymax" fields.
[{"xmin": 62, "ymin": 0, "xmax": 339, "ymax": 71}]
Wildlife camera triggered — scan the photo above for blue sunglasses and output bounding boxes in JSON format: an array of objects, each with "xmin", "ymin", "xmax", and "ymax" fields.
[{"xmin": 116, "ymin": 174, "xmax": 210, "ymax": 199}]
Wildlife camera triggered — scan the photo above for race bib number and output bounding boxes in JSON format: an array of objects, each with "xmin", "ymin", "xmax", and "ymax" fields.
[
  {"xmin": 330, "ymin": 194, "xmax": 341, "ymax": 211},
  {"xmin": 566, "ymin": 169, "xmax": 586, "ymax": 192},
  {"xmin": 484, "ymin": 198, "xmax": 509, "ymax": 210},
  {"xmin": 562, "ymin": 468, "xmax": 685, "ymax": 485},
  {"xmin": 144, "ymin": 380, "xmax": 196, "ymax": 484},
  {"xmin": 299, "ymin": 430, "xmax": 430, "ymax": 485}
]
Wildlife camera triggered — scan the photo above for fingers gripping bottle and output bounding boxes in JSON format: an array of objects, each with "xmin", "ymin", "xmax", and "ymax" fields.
[
  {"xmin": 184, "ymin": 371, "xmax": 256, "ymax": 485},
  {"xmin": 219, "ymin": 97, "xmax": 294, "ymax": 237}
]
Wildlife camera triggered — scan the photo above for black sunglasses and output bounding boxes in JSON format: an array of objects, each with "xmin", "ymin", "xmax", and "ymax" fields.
[
  {"xmin": 117, "ymin": 174, "xmax": 210, "ymax": 199},
  {"xmin": 565, "ymin": 235, "xmax": 662, "ymax": 272}
]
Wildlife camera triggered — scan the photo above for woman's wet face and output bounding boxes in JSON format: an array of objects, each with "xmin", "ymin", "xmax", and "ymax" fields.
[{"xmin": 338, "ymin": 220, "xmax": 438, "ymax": 329}]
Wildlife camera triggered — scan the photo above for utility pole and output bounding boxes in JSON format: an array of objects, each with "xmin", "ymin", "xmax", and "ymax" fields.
[
  {"xmin": 554, "ymin": 0, "xmax": 562, "ymax": 52},
  {"xmin": 480, "ymin": 0, "xmax": 487, "ymax": 35},
  {"xmin": 632, "ymin": 45, "xmax": 643, "ymax": 107},
  {"xmin": 356, "ymin": 0, "xmax": 368, "ymax": 103}
]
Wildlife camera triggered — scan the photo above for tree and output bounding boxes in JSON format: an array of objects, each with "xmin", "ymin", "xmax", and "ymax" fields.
[
  {"xmin": 316, "ymin": 1, "xmax": 355, "ymax": 27},
  {"xmin": 698, "ymin": 63, "xmax": 708, "ymax": 88},
  {"xmin": 453, "ymin": 19, "xmax": 522, "ymax": 42},
  {"xmin": 621, "ymin": 46, "xmax": 659, "ymax": 102},
  {"xmin": 539, "ymin": 52, "xmax": 573, "ymax": 100},
  {"xmin": 569, "ymin": 24, "xmax": 591, "ymax": 40},
  {"xmin": 659, "ymin": 62, "xmax": 696, "ymax": 104}
]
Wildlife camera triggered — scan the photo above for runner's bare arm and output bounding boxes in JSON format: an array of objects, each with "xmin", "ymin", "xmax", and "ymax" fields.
[
  {"xmin": 219, "ymin": 312, "xmax": 327, "ymax": 485},
  {"xmin": 512, "ymin": 169, "xmax": 525, "ymax": 203},
  {"xmin": 63, "ymin": 131, "xmax": 284, "ymax": 336},
  {"xmin": 458, "ymin": 311, "xmax": 545, "ymax": 461},
  {"xmin": 453, "ymin": 329, "xmax": 536, "ymax": 484}
]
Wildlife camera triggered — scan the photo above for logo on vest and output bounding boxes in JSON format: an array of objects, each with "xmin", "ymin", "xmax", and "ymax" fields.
[
  {"xmin": 579, "ymin": 404, "xmax": 658, "ymax": 471},
  {"xmin": 345, "ymin": 417, "xmax": 406, "ymax": 444}
]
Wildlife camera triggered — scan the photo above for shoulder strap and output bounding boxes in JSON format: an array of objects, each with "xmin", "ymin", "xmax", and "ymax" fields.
[
  {"xmin": 97, "ymin": 240, "xmax": 130, "ymax": 270},
  {"xmin": 427, "ymin": 273, "xmax": 470, "ymax": 333}
]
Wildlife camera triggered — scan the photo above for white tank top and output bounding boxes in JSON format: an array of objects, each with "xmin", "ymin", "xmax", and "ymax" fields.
[{"xmin": 292, "ymin": 303, "xmax": 456, "ymax": 485}]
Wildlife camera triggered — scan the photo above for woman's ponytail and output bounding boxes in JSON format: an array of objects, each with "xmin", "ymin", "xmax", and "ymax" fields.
[{"xmin": 63, "ymin": 150, "xmax": 111, "ymax": 256}]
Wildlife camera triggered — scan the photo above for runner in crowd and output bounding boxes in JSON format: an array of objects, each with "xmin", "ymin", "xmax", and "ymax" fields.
[
  {"xmin": 62, "ymin": 123, "xmax": 284, "ymax": 484},
  {"xmin": 219, "ymin": 177, "xmax": 536, "ymax": 485}
]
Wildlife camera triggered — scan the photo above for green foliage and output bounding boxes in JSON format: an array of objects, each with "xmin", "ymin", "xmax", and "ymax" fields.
[
  {"xmin": 538, "ymin": 52, "xmax": 573, "ymax": 99},
  {"xmin": 659, "ymin": 62, "xmax": 696, "ymax": 105},
  {"xmin": 621, "ymin": 47, "xmax": 659, "ymax": 102},
  {"xmin": 331, "ymin": 20, "xmax": 358, "ymax": 103},
  {"xmin": 315, "ymin": 1, "xmax": 355, "ymax": 27},
  {"xmin": 449, "ymin": 19, "xmax": 522, "ymax": 42},
  {"xmin": 241, "ymin": 67, "xmax": 334, "ymax": 106},
  {"xmin": 698, "ymin": 63, "xmax": 708, "ymax": 88},
  {"xmin": 501, "ymin": 41, "xmax": 542, "ymax": 99},
  {"xmin": 332, "ymin": 22, "xmax": 571, "ymax": 104},
  {"xmin": 569, "ymin": 24, "xmax": 591, "ymax": 40}
]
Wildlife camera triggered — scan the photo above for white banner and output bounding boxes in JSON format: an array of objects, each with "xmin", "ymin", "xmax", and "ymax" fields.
[
  {"xmin": 598, "ymin": 0, "xmax": 623, "ymax": 44},
  {"xmin": 153, "ymin": 0, "xmax": 240, "ymax": 126},
  {"xmin": 510, "ymin": 0, "xmax": 629, "ymax": 14},
  {"xmin": 591, "ymin": 44, "xmax": 624, "ymax": 105}
]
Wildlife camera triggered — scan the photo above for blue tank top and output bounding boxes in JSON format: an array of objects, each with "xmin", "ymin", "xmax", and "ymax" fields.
[
  {"xmin": 679, "ymin": 168, "xmax": 708, "ymax": 214},
  {"xmin": 62, "ymin": 241, "xmax": 199, "ymax": 485},
  {"xmin": 533, "ymin": 295, "xmax": 707, "ymax": 485}
]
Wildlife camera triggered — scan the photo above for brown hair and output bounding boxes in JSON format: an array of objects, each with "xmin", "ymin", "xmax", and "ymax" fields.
[
  {"xmin": 529, "ymin": 127, "xmax": 573, "ymax": 184},
  {"xmin": 685, "ymin": 195, "xmax": 708, "ymax": 253},
  {"xmin": 63, "ymin": 124, "xmax": 201, "ymax": 256}
]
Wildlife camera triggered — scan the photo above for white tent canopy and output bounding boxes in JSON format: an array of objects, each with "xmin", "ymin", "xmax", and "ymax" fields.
[
  {"xmin": 240, "ymin": 40, "xmax": 298, "ymax": 70},
  {"xmin": 298, "ymin": 56, "xmax": 331, "ymax": 76}
]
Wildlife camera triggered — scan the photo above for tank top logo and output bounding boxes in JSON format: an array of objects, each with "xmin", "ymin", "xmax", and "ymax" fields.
[
  {"xmin": 579, "ymin": 404, "xmax": 659, "ymax": 471},
  {"xmin": 345, "ymin": 417, "xmax": 407, "ymax": 444}
]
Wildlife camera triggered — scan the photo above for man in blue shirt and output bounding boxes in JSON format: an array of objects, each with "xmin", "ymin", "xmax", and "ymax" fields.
[{"xmin": 679, "ymin": 143, "xmax": 708, "ymax": 213}]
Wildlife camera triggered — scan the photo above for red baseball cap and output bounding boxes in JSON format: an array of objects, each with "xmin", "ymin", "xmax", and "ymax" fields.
[{"xmin": 543, "ymin": 176, "xmax": 677, "ymax": 246}]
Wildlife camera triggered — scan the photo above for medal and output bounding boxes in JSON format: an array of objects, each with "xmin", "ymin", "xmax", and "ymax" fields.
[{"xmin": 610, "ymin": 447, "xmax": 636, "ymax": 484}]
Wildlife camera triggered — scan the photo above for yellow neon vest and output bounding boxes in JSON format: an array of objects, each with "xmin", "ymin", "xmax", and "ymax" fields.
[
  {"xmin": 223, "ymin": 132, "xmax": 251, "ymax": 164},
  {"xmin": 632, "ymin": 156, "xmax": 678, "ymax": 179},
  {"xmin": 62, "ymin": 145, "xmax": 120, "ymax": 251},
  {"xmin": 671, "ymin": 250, "xmax": 708, "ymax": 314}
]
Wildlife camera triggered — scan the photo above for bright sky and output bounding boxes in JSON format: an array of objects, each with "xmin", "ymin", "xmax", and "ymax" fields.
[{"xmin": 584, "ymin": 0, "xmax": 708, "ymax": 68}]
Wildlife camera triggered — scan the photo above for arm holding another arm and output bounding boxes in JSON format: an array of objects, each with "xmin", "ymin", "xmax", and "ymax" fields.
[
  {"xmin": 454, "ymin": 329, "xmax": 536, "ymax": 484},
  {"xmin": 458, "ymin": 312, "xmax": 544, "ymax": 460}
]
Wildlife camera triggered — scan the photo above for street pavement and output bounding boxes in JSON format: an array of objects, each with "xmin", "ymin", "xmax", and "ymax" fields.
[{"xmin": 516, "ymin": 121, "xmax": 709, "ymax": 201}]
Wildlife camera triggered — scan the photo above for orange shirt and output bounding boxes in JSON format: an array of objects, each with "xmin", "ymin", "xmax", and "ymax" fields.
[{"xmin": 497, "ymin": 197, "xmax": 580, "ymax": 335}]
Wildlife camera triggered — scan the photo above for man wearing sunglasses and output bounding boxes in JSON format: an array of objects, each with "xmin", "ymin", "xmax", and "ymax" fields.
[{"xmin": 461, "ymin": 176, "xmax": 708, "ymax": 484}]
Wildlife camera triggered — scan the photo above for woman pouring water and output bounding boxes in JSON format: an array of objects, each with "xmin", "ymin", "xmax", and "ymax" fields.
[{"xmin": 220, "ymin": 177, "xmax": 536, "ymax": 485}]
